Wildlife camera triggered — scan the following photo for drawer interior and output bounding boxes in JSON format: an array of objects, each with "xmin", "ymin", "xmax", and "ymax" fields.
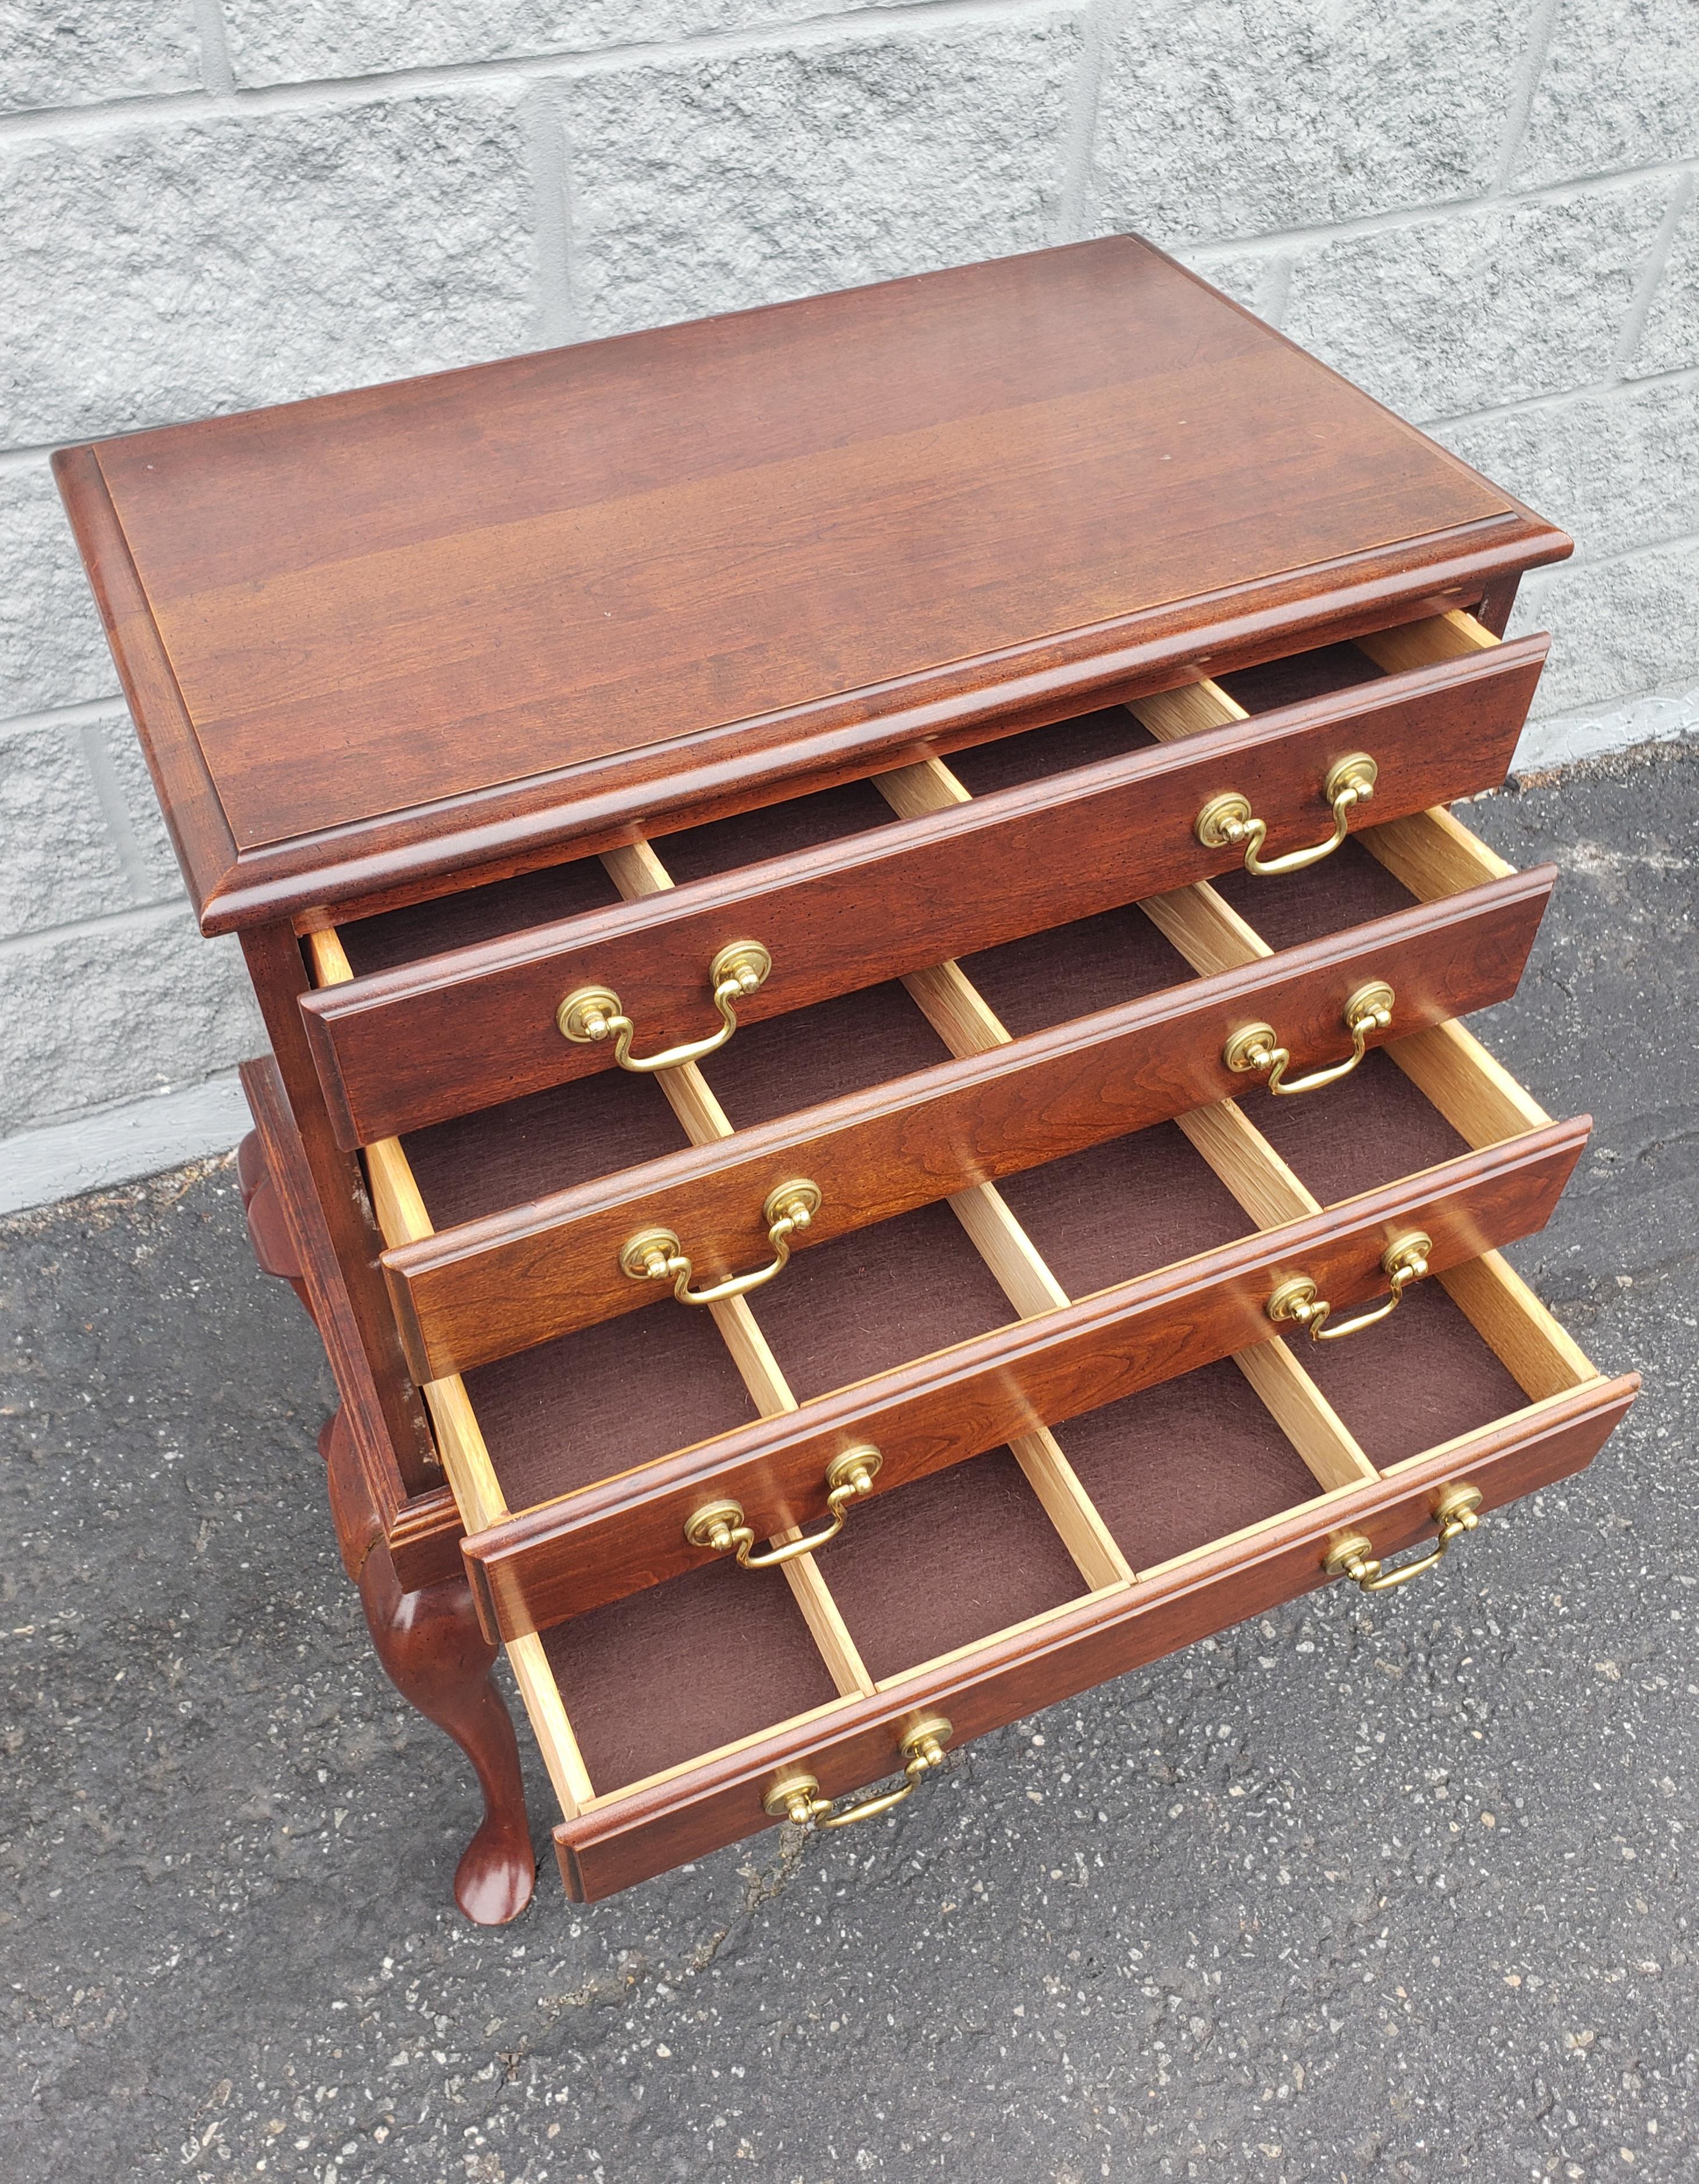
[
  {"xmin": 314, "ymin": 614, "xmax": 1414, "ymax": 977},
  {"xmin": 305, "ymin": 606, "xmax": 1608, "ymax": 1832}
]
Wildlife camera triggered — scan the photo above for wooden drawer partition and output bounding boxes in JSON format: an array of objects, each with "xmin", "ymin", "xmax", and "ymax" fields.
[
  {"xmin": 299, "ymin": 610, "xmax": 1636, "ymax": 1897},
  {"xmin": 298, "ymin": 612, "xmax": 1548, "ymax": 1149}
]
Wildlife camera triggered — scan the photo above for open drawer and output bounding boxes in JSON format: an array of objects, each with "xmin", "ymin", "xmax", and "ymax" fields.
[
  {"xmin": 534, "ymin": 1260, "xmax": 1635, "ymax": 1903},
  {"xmin": 302, "ymin": 765, "xmax": 1632, "ymax": 1906},
  {"xmin": 372, "ymin": 792, "xmax": 1559, "ymax": 1376},
  {"xmin": 298, "ymin": 610, "xmax": 1547, "ymax": 1147}
]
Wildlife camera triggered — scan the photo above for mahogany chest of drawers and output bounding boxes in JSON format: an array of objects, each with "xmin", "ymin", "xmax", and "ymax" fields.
[{"xmin": 58, "ymin": 237, "xmax": 1638, "ymax": 1920}]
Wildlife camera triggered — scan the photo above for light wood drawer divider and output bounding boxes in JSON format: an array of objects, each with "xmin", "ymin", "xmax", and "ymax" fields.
[{"xmin": 311, "ymin": 608, "xmax": 1615, "ymax": 1854}]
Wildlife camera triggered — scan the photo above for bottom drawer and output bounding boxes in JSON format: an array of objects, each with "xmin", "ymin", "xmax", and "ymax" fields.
[{"xmin": 542, "ymin": 1245, "xmax": 1634, "ymax": 1901}]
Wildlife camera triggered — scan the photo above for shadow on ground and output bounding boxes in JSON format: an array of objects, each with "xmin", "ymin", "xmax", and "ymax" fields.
[{"xmin": 2, "ymin": 741, "xmax": 1695, "ymax": 2182}]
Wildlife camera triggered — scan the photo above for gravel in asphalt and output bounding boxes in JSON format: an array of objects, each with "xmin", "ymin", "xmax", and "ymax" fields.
[{"xmin": 2, "ymin": 738, "xmax": 1694, "ymax": 2183}]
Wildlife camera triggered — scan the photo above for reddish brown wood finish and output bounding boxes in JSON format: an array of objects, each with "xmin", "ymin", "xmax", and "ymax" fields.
[
  {"xmin": 55, "ymin": 240, "xmax": 1569, "ymax": 935},
  {"xmin": 324, "ymin": 1412, "xmax": 536, "ymax": 1925},
  {"xmin": 303, "ymin": 636, "xmax": 1548, "ymax": 1148},
  {"xmin": 387, "ymin": 869, "xmax": 1557, "ymax": 1379},
  {"xmin": 554, "ymin": 1373, "xmax": 1636, "ymax": 1899},
  {"xmin": 237, "ymin": 1083, "xmax": 533, "ymax": 1922},
  {"xmin": 242, "ymin": 926, "xmax": 440, "ymax": 1496},
  {"xmin": 463, "ymin": 1116, "xmax": 1589, "ymax": 1640}
]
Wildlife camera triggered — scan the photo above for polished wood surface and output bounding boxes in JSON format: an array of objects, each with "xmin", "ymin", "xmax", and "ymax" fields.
[
  {"xmin": 386, "ymin": 868, "xmax": 1557, "ymax": 1379},
  {"xmin": 552, "ymin": 1374, "xmax": 1635, "ymax": 1898},
  {"xmin": 462, "ymin": 1116, "xmax": 1589, "ymax": 1640},
  {"xmin": 303, "ymin": 636, "xmax": 1548, "ymax": 1147},
  {"xmin": 236, "ymin": 1092, "xmax": 534, "ymax": 1921},
  {"xmin": 56, "ymin": 238, "xmax": 1569, "ymax": 933}
]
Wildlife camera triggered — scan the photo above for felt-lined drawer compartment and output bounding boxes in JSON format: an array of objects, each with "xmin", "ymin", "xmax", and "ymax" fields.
[
  {"xmin": 377, "ymin": 858, "xmax": 1555, "ymax": 1379},
  {"xmin": 298, "ymin": 611, "xmax": 1547, "ymax": 1147},
  {"xmin": 541, "ymin": 1299, "xmax": 1634, "ymax": 1903},
  {"xmin": 458, "ymin": 1119, "xmax": 1587, "ymax": 1637}
]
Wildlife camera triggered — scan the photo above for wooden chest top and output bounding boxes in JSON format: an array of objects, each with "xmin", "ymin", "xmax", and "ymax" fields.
[{"xmin": 55, "ymin": 235, "xmax": 1566, "ymax": 932}]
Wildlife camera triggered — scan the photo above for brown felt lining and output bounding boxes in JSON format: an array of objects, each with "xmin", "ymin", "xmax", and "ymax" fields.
[
  {"xmin": 1053, "ymin": 1357, "xmax": 1322, "ymax": 1569},
  {"xmin": 957, "ymin": 902, "xmax": 1194, "ymax": 1039},
  {"xmin": 542, "ymin": 1557, "xmax": 844, "ymax": 1794},
  {"xmin": 400, "ymin": 1068, "xmax": 690, "ymax": 1229},
  {"xmin": 697, "ymin": 978, "xmax": 951, "ymax": 1128},
  {"xmin": 653, "ymin": 777, "xmax": 898, "ymax": 884},
  {"xmin": 995, "ymin": 1121, "xmax": 1255, "ymax": 1298},
  {"xmin": 1214, "ymin": 640, "xmax": 1386, "ymax": 714},
  {"xmin": 1290, "ymin": 1280, "xmax": 1531, "ymax": 1467},
  {"xmin": 1238, "ymin": 1049, "xmax": 1471, "ymax": 1205},
  {"xmin": 944, "ymin": 706, "xmax": 1158, "ymax": 794},
  {"xmin": 748, "ymin": 1198, "xmax": 1017, "ymax": 1401},
  {"xmin": 1211, "ymin": 836, "xmax": 1419, "ymax": 953},
  {"xmin": 466, "ymin": 1300, "xmax": 759, "ymax": 1514},
  {"xmin": 820, "ymin": 1446, "xmax": 1090, "ymax": 1682},
  {"xmin": 338, "ymin": 852, "xmax": 623, "ymax": 975}
]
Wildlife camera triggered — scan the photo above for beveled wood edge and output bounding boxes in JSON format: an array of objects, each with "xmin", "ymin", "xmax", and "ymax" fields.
[
  {"xmin": 458, "ymin": 1114, "xmax": 1593, "ymax": 1625},
  {"xmin": 549, "ymin": 1373, "xmax": 1636, "ymax": 1890},
  {"xmin": 170, "ymin": 530, "xmax": 1560, "ymax": 936},
  {"xmin": 53, "ymin": 446, "xmax": 240, "ymax": 930}
]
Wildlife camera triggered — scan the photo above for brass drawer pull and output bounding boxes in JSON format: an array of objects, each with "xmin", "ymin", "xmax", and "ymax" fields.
[
  {"xmin": 1267, "ymin": 1229, "xmax": 1432, "ymax": 1342},
  {"xmin": 1195, "ymin": 752, "xmax": 1377, "ymax": 876},
  {"xmin": 684, "ymin": 1445, "xmax": 882, "ymax": 1569},
  {"xmin": 558, "ymin": 940, "xmax": 772, "ymax": 1073},
  {"xmin": 763, "ymin": 1714, "xmax": 953, "ymax": 1830},
  {"xmin": 1325, "ymin": 1483, "xmax": 1484, "ymax": 1593},
  {"xmin": 1224, "ymin": 978, "xmax": 1393, "ymax": 1096},
  {"xmin": 620, "ymin": 1179, "xmax": 820, "ymax": 1307}
]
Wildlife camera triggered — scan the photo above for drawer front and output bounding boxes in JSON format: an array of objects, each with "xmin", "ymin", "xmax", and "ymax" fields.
[
  {"xmin": 302, "ymin": 635, "xmax": 1548, "ymax": 1147},
  {"xmin": 462, "ymin": 1117, "xmax": 1589, "ymax": 1640},
  {"xmin": 552, "ymin": 1373, "xmax": 1637, "ymax": 1901},
  {"xmin": 386, "ymin": 868, "xmax": 1557, "ymax": 1379}
]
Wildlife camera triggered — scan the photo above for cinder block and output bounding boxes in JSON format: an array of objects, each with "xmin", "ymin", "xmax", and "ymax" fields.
[
  {"xmin": 1629, "ymin": 188, "xmax": 1699, "ymax": 378},
  {"xmin": 0, "ymin": 910, "xmax": 263, "ymax": 1136},
  {"xmin": 0, "ymin": 724, "xmax": 133, "ymax": 937},
  {"xmin": 560, "ymin": 16, "xmax": 1082, "ymax": 338},
  {"xmin": 99, "ymin": 722, "xmax": 190, "ymax": 902},
  {"xmin": 1091, "ymin": 0, "xmax": 1520, "ymax": 244},
  {"xmin": 1175, "ymin": 248, "xmax": 1278, "ymax": 315},
  {"xmin": 1514, "ymin": 0, "xmax": 1699, "ymax": 188},
  {"xmin": 0, "ymin": 461, "xmax": 118, "ymax": 718},
  {"xmin": 221, "ymin": 0, "xmax": 931, "ymax": 85},
  {"xmin": 1282, "ymin": 183, "xmax": 1669, "ymax": 419},
  {"xmin": 1, "ymin": 0, "xmax": 199, "ymax": 118},
  {"xmin": 1511, "ymin": 538, "xmax": 1699, "ymax": 719},
  {"xmin": 0, "ymin": 91, "xmax": 537, "ymax": 448},
  {"xmin": 1436, "ymin": 377, "xmax": 1699, "ymax": 565}
]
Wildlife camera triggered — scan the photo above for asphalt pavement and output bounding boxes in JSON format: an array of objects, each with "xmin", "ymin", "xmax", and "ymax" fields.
[{"xmin": 3, "ymin": 737, "xmax": 1694, "ymax": 2183}]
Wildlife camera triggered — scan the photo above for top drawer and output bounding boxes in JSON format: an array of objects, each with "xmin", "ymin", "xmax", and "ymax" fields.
[{"xmin": 299, "ymin": 611, "xmax": 1545, "ymax": 1148}]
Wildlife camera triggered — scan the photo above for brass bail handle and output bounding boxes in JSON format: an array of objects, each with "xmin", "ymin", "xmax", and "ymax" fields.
[
  {"xmin": 620, "ymin": 1179, "xmax": 820, "ymax": 1308},
  {"xmin": 558, "ymin": 940, "xmax": 772, "ymax": 1073},
  {"xmin": 1195, "ymin": 752, "xmax": 1377, "ymax": 877},
  {"xmin": 1267, "ymin": 1230, "xmax": 1433, "ymax": 1343},
  {"xmin": 763, "ymin": 1715, "xmax": 954, "ymax": 1830},
  {"xmin": 1223, "ymin": 979, "xmax": 1394, "ymax": 1098},
  {"xmin": 684, "ymin": 1445, "xmax": 883, "ymax": 1571},
  {"xmin": 1325, "ymin": 1483, "xmax": 1484, "ymax": 1594}
]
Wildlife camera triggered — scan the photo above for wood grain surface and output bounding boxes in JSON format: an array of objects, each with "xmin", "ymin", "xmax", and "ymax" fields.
[
  {"xmin": 55, "ymin": 238, "xmax": 1569, "ymax": 933},
  {"xmin": 302, "ymin": 636, "xmax": 1548, "ymax": 1147},
  {"xmin": 462, "ymin": 1115, "xmax": 1590, "ymax": 1640},
  {"xmin": 385, "ymin": 867, "xmax": 1558, "ymax": 1378},
  {"xmin": 551, "ymin": 1374, "xmax": 1636, "ymax": 1897}
]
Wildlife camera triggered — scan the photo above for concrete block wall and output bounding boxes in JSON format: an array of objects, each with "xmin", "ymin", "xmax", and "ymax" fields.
[{"xmin": 2, "ymin": 0, "xmax": 1695, "ymax": 1209}]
